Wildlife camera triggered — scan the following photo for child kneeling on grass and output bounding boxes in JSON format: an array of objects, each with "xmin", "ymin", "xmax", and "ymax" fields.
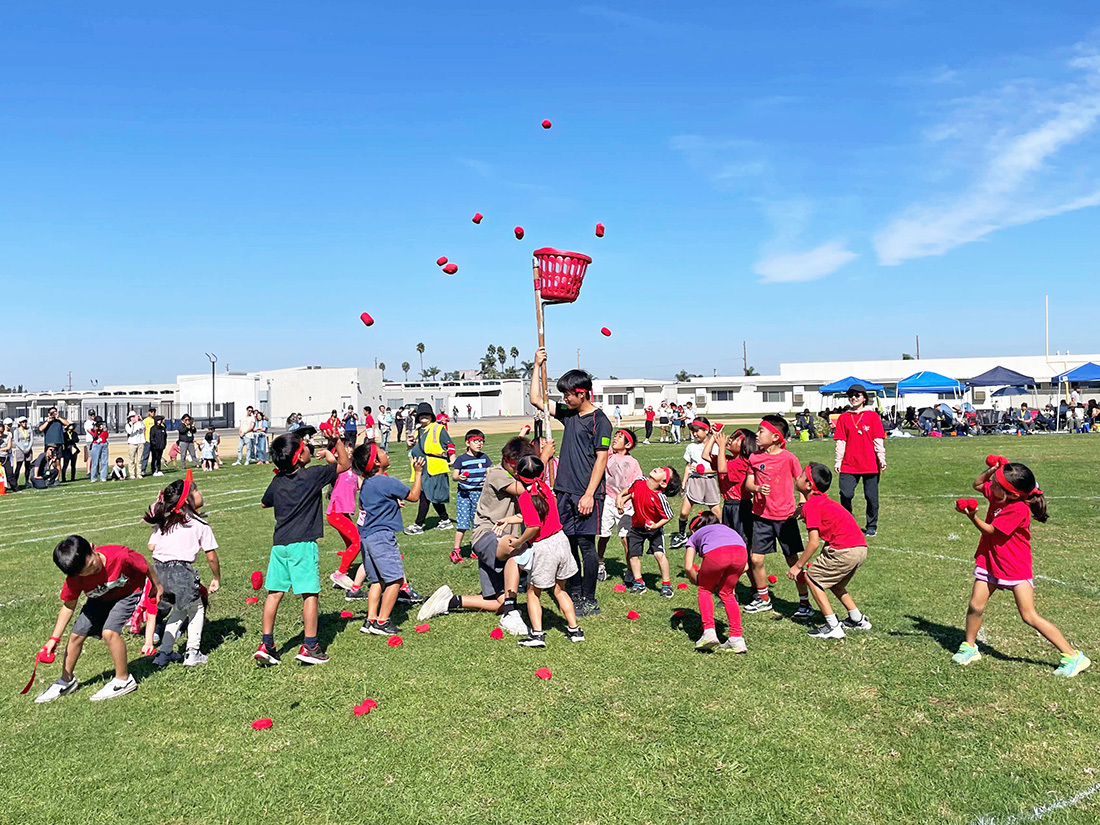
[
  {"xmin": 616, "ymin": 466, "xmax": 682, "ymax": 597},
  {"xmin": 254, "ymin": 428, "xmax": 350, "ymax": 667},
  {"xmin": 952, "ymin": 458, "xmax": 1090, "ymax": 677},
  {"xmin": 494, "ymin": 455, "xmax": 584, "ymax": 648},
  {"xmin": 36, "ymin": 536, "xmax": 164, "ymax": 703},
  {"xmin": 787, "ymin": 462, "xmax": 872, "ymax": 640},
  {"xmin": 684, "ymin": 511, "xmax": 748, "ymax": 653}
]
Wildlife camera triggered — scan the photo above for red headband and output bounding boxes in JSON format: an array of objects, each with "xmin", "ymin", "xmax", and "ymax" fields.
[
  {"xmin": 517, "ymin": 473, "xmax": 551, "ymax": 501},
  {"xmin": 760, "ymin": 419, "xmax": 786, "ymax": 446},
  {"xmin": 690, "ymin": 419, "xmax": 709, "ymax": 431},
  {"xmin": 364, "ymin": 442, "xmax": 378, "ymax": 474},
  {"xmin": 804, "ymin": 466, "xmax": 822, "ymax": 495},
  {"xmin": 688, "ymin": 512, "xmax": 708, "ymax": 533},
  {"xmin": 275, "ymin": 439, "xmax": 309, "ymax": 475},
  {"xmin": 659, "ymin": 467, "xmax": 672, "ymax": 484},
  {"xmin": 617, "ymin": 429, "xmax": 635, "ymax": 449},
  {"xmin": 994, "ymin": 465, "xmax": 1041, "ymax": 499},
  {"xmin": 173, "ymin": 469, "xmax": 193, "ymax": 513}
]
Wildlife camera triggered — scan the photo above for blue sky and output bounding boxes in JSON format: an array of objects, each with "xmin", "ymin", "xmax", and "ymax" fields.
[{"xmin": 3, "ymin": 2, "xmax": 1099, "ymax": 389}]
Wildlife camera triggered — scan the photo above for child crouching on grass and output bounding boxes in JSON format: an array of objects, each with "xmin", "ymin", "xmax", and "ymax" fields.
[
  {"xmin": 143, "ymin": 470, "xmax": 221, "ymax": 667},
  {"xmin": 952, "ymin": 458, "xmax": 1090, "ymax": 677},
  {"xmin": 493, "ymin": 455, "xmax": 584, "ymax": 648},
  {"xmin": 683, "ymin": 511, "xmax": 747, "ymax": 653},
  {"xmin": 35, "ymin": 536, "xmax": 163, "ymax": 703},
  {"xmin": 254, "ymin": 428, "xmax": 350, "ymax": 667},
  {"xmin": 788, "ymin": 463, "xmax": 871, "ymax": 640}
]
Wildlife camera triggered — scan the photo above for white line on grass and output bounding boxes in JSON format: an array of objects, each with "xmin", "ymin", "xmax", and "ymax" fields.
[
  {"xmin": 970, "ymin": 782, "xmax": 1100, "ymax": 824},
  {"xmin": 0, "ymin": 486, "xmax": 256, "ymax": 516},
  {"xmin": 877, "ymin": 546, "xmax": 1100, "ymax": 595}
]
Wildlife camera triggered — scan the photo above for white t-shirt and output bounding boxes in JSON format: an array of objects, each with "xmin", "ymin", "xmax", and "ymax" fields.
[
  {"xmin": 683, "ymin": 440, "xmax": 718, "ymax": 472},
  {"xmin": 149, "ymin": 518, "xmax": 219, "ymax": 563},
  {"xmin": 84, "ymin": 418, "xmax": 95, "ymax": 444}
]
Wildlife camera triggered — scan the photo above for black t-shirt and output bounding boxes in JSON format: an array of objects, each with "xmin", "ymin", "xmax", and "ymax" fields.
[
  {"xmin": 261, "ymin": 462, "xmax": 339, "ymax": 546},
  {"xmin": 552, "ymin": 403, "xmax": 612, "ymax": 496},
  {"xmin": 42, "ymin": 419, "xmax": 64, "ymax": 446},
  {"xmin": 178, "ymin": 423, "xmax": 196, "ymax": 443},
  {"xmin": 36, "ymin": 454, "xmax": 57, "ymax": 478}
]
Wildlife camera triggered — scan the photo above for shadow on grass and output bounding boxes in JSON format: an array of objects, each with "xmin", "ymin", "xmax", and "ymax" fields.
[
  {"xmin": 894, "ymin": 614, "xmax": 1052, "ymax": 667},
  {"xmin": 204, "ymin": 617, "xmax": 246, "ymax": 652}
]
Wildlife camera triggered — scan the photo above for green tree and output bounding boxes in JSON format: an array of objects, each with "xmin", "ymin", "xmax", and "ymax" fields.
[
  {"xmin": 422, "ymin": 366, "xmax": 441, "ymax": 380},
  {"xmin": 510, "ymin": 346, "xmax": 520, "ymax": 368},
  {"xmin": 675, "ymin": 370, "xmax": 691, "ymax": 382},
  {"xmin": 520, "ymin": 360, "xmax": 535, "ymax": 379},
  {"xmin": 744, "ymin": 366, "xmax": 758, "ymax": 376},
  {"xmin": 902, "ymin": 353, "xmax": 915, "ymax": 360},
  {"xmin": 378, "ymin": 362, "xmax": 386, "ymax": 380},
  {"xmin": 416, "ymin": 343, "xmax": 425, "ymax": 373},
  {"xmin": 496, "ymin": 346, "xmax": 507, "ymax": 372},
  {"xmin": 401, "ymin": 361, "xmax": 410, "ymax": 381}
]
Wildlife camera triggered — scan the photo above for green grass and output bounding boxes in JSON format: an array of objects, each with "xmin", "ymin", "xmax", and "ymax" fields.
[{"xmin": 2, "ymin": 433, "xmax": 1099, "ymax": 825}]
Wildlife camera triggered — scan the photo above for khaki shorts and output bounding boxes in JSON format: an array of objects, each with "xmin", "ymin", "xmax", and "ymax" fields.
[
  {"xmin": 599, "ymin": 496, "xmax": 632, "ymax": 539},
  {"xmin": 527, "ymin": 531, "xmax": 579, "ymax": 590},
  {"xmin": 806, "ymin": 545, "xmax": 866, "ymax": 590}
]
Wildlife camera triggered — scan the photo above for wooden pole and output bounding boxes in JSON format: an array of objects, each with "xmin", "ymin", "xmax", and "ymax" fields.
[{"xmin": 533, "ymin": 259, "xmax": 551, "ymax": 437}]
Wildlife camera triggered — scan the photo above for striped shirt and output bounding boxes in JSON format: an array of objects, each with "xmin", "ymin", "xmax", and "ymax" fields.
[{"xmin": 454, "ymin": 451, "xmax": 493, "ymax": 493}]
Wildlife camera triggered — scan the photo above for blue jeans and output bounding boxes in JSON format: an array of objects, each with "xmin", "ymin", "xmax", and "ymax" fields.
[
  {"xmin": 141, "ymin": 441, "xmax": 151, "ymax": 474},
  {"xmin": 90, "ymin": 441, "xmax": 109, "ymax": 481},
  {"xmin": 255, "ymin": 434, "xmax": 268, "ymax": 462}
]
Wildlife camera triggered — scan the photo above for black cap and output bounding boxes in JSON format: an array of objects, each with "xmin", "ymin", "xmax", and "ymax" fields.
[
  {"xmin": 847, "ymin": 384, "xmax": 867, "ymax": 396},
  {"xmin": 416, "ymin": 402, "xmax": 434, "ymax": 419}
]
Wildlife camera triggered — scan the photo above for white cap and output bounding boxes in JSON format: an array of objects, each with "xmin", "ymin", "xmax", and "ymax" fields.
[{"xmin": 2, "ymin": 417, "xmax": 12, "ymax": 425}]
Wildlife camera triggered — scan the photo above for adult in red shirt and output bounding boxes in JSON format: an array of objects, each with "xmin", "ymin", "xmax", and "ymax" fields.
[
  {"xmin": 643, "ymin": 406, "xmax": 656, "ymax": 444},
  {"xmin": 833, "ymin": 384, "xmax": 886, "ymax": 537}
]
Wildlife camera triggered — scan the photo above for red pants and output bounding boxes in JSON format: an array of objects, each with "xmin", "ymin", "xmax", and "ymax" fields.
[
  {"xmin": 327, "ymin": 512, "xmax": 360, "ymax": 574},
  {"xmin": 697, "ymin": 544, "xmax": 747, "ymax": 635}
]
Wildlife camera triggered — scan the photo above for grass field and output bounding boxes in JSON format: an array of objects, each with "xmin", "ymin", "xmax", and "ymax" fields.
[{"xmin": 2, "ymin": 433, "xmax": 1099, "ymax": 825}]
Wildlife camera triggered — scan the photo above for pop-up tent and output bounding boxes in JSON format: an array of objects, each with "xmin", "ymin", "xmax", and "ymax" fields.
[
  {"xmin": 818, "ymin": 376, "xmax": 885, "ymax": 395},
  {"xmin": 991, "ymin": 386, "xmax": 1030, "ymax": 397},
  {"xmin": 897, "ymin": 371, "xmax": 963, "ymax": 395},
  {"xmin": 1052, "ymin": 362, "xmax": 1100, "ymax": 384},
  {"xmin": 966, "ymin": 366, "xmax": 1035, "ymax": 387}
]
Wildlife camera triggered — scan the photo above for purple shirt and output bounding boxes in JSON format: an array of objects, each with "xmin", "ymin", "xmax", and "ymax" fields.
[{"xmin": 686, "ymin": 523, "xmax": 745, "ymax": 557}]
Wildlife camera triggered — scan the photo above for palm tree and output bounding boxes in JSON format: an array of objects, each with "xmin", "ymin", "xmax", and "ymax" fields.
[
  {"xmin": 422, "ymin": 366, "xmax": 440, "ymax": 380},
  {"xmin": 496, "ymin": 346, "xmax": 507, "ymax": 371},
  {"xmin": 520, "ymin": 360, "xmax": 535, "ymax": 379},
  {"xmin": 378, "ymin": 362, "xmax": 386, "ymax": 380},
  {"xmin": 510, "ymin": 346, "xmax": 519, "ymax": 368},
  {"xmin": 416, "ymin": 343, "xmax": 425, "ymax": 374},
  {"xmin": 744, "ymin": 366, "xmax": 758, "ymax": 376},
  {"xmin": 401, "ymin": 361, "xmax": 410, "ymax": 381}
]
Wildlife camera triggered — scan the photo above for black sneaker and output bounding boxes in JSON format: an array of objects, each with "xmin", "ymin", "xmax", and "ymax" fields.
[
  {"xmin": 565, "ymin": 625, "xmax": 586, "ymax": 643},
  {"xmin": 295, "ymin": 644, "xmax": 329, "ymax": 664},
  {"xmin": 344, "ymin": 588, "xmax": 369, "ymax": 601},
  {"xmin": 397, "ymin": 585, "xmax": 423, "ymax": 604},
  {"xmin": 574, "ymin": 599, "xmax": 601, "ymax": 618},
  {"xmin": 863, "ymin": 527, "xmax": 877, "ymax": 538},
  {"xmin": 629, "ymin": 581, "xmax": 646, "ymax": 595},
  {"xmin": 518, "ymin": 632, "xmax": 546, "ymax": 648},
  {"xmin": 367, "ymin": 619, "xmax": 401, "ymax": 636}
]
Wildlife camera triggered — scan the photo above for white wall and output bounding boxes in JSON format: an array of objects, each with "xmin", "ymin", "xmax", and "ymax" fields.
[{"xmin": 381, "ymin": 379, "xmax": 529, "ymax": 417}]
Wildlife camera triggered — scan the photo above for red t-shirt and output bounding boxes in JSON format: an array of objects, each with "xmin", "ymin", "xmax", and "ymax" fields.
[
  {"xmin": 801, "ymin": 493, "xmax": 865, "ymax": 549},
  {"xmin": 59, "ymin": 545, "xmax": 148, "ymax": 603},
  {"xmin": 834, "ymin": 409, "xmax": 885, "ymax": 474},
  {"xmin": 628, "ymin": 478, "xmax": 673, "ymax": 529},
  {"xmin": 645, "ymin": 410, "xmax": 655, "ymax": 422},
  {"xmin": 750, "ymin": 449, "xmax": 802, "ymax": 521},
  {"xmin": 319, "ymin": 420, "xmax": 336, "ymax": 436},
  {"xmin": 364, "ymin": 415, "xmax": 375, "ymax": 429},
  {"xmin": 713, "ymin": 455, "xmax": 750, "ymax": 501},
  {"xmin": 975, "ymin": 482, "xmax": 1033, "ymax": 580},
  {"xmin": 519, "ymin": 488, "xmax": 563, "ymax": 540}
]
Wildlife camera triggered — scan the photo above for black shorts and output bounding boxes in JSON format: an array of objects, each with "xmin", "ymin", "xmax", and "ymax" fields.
[
  {"xmin": 721, "ymin": 499, "xmax": 754, "ymax": 546},
  {"xmin": 472, "ymin": 532, "xmax": 505, "ymax": 598},
  {"xmin": 750, "ymin": 516, "xmax": 802, "ymax": 559},
  {"xmin": 626, "ymin": 527, "xmax": 665, "ymax": 558},
  {"xmin": 71, "ymin": 591, "xmax": 142, "ymax": 639},
  {"xmin": 556, "ymin": 490, "xmax": 602, "ymax": 537}
]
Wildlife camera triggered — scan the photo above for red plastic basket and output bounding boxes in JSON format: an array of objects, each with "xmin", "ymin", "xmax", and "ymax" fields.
[{"xmin": 533, "ymin": 247, "xmax": 592, "ymax": 304}]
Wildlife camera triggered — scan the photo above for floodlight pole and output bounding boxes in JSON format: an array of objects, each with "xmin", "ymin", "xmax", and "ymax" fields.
[{"xmin": 205, "ymin": 353, "xmax": 217, "ymax": 423}]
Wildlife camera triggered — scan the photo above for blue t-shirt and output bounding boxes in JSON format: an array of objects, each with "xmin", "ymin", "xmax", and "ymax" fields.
[
  {"xmin": 356, "ymin": 474, "xmax": 410, "ymax": 536},
  {"xmin": 343, "ymin": 413, "xmax": 358, "ymax": 433},
  {"xmin": 453, "ymin": 451, "xmax": 492, "ymax": 493}
]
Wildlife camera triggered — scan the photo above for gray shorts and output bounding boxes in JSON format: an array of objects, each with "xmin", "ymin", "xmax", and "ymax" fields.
[
  {"xmin": 627, "ymin": 527, "xmax": 665, "ymax": 558},
  {"xmin": 685, "ymin": 475, "xmax": 721, "ymax": 506},
  {"xmin": 528, "ymin": 531, "xmax": 579, "ymax": 590},
  {"xmin": 362, "ymin": 531, "xmax": 405, "ymax": 584},
  {"xmin": 472, "ymin": 531, "xmax": 506, "ymax": 598},
  {"xmin": 72, "ymin": 591, "xmax": 142, "ymax": 639}
]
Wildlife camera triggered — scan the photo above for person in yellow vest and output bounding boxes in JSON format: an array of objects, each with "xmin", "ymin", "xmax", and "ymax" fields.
[{"xmin": 404, "ymin": 403, "xmax": 455, "ymax": 535}]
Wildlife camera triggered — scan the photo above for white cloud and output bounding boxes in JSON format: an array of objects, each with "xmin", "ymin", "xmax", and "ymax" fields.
[
  {"xmin": 875, "ymin": 48, "xmax": 1100, "ymax": 265},
  {"xmin": 754, "ymin": 241, "xmax": 858, "ymax": 283}
]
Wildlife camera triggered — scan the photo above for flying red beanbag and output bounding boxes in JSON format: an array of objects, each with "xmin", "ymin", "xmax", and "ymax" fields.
[
  {"xmin": 245, "ymin": 596, "xmax": 259, "ymax": 605},
  {"xmin": 436, "ymin": 256, "xmax": 448, "ymax": 266},
  {"xmin": 340, "ymin": 610, "xmax": 354, "ymax": 618},
  {"xmin": 251, "ymin": 718, "xmax": 273, "ymax": 730},
  {"xmin": 251, "ymin": 571, "xmax": 263, "ymax": 590},
  {"xmin": 601, "ymin": 327, "xmax": 611, "ymax": 337},
  {"xmin": 415, "ymin": 624, "xmax": 430, "ymax": 633},
  {"xmin": 360, "ymin": 312, "xmax": 374, "ymax": 327},
  {"xmin": 768, "ymin": 575, "xmax": 778, "ymax": 584},
  {"xmin": 489, "ymin": 628, "xmax": 504, "ymax": 640},
  {"xmin": 627, "ymin": 610, "xmax": 640, "ymax": 620},
  {"xmin": 442, "ymin": 263, "xmax": 458, "ymax": 275},
  {"xmin": 387, "ymin": 636, "xmax": 403, "ymax": 647},
  {"xmin": 677, "ymin": 583, "xmax": 688, "ymax": 590},
  {"xmin": 612, "ymin": 583, "xmax": 627, "ymax": 592},
  {"xmin": 514, "ymin": 226, "xmax": 524, "ymax": 240},
  {"xmin": 535, "ymin": 667, "xmax": 552, "ymax": 680},
  {"xmin": 595, "ymin": 222, "xmax": 605, "ymax": 237},
  {"xmin": 541, "ymin": 119, "xmax": 552, "ymax": 129},
  {"xmin": 472, "ymin": 213, "xmax": 483, "ymax": 224}
]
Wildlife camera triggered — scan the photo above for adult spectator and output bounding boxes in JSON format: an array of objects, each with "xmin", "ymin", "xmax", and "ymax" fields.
[
  {"xmin": 38, "ymin": 406, "xmax": 68, "ymax": 456},
  {"xmin": 452, "ymin": 405, "xmax": 459, "ymax": 422},
  {"xmin": 286, "ymin": 413, "xmax": 302, "ymax": 432},
  {"xmin": 833, "ymin": 384, "xmax": 886, "ymax": 538},
  {"xmin": 31, "ymin": 445, "xmax": 60, "ymax": 489},
  {"xmin": 362, "ymin": 406, "xmax": 375, "ymax": 444},
  {"xmin": 61, "ymin": 422, "xmax": 80, "ymax": 483},
  {"xmin": 394, "ymin": 406, "xmax": 406, "ymax": 440},
  {"xmin": 379, "ymin": 405, "xmax": 393, "ymax": 450},
  {"xmin": 125, "ymin": 411, "xmax": 145, "ymax": 479},
  {"xmin": 466, "ymin": 403, "xmax": 472, "ymax": 420},
  {"xmin": 234, "ymin": 406, "xmax": 256, "ymax": 465},
  {"xmin": 254, "ymin": 410, "xmax": 270, "ymax": 464},
  {"xmin": 12, "ymin": 415, "xmax": 34, "ymax": 489},
  {"xmin": 149, "ymin": 415, "xmax": 168, "ymax": 476},
  {"xmin": 89, "ymin": 417, "xmax": 110, "ymax": 482},
  {"xmin": 0, "ymin": 419, "xmax": 14, "ymax": 491},
  {"xmin": 342, "ymin": 406, "xmax": 358, "ymax": 446},
  {"xmin": 643, "ymin": 405, "xmax": 655, "ymax": 443},
  {"xmin": 140, "ymin": 407, "xmax": 156, "ymax": 475},
  {"xmin": 83, "ymin": 409, "xmax": 97, "ymax": 477},
  {"xmin": 658, "ymin": 403, "xmax": 670, "ymax": 442},
  {"xmin": 319, "ymin": 409, "xmax": 340, "ymax": 445},
  {"xmin": 613, "ymin": 405, "xmax": 622, "ymax": 428},
  {"xmin": 1070, "ymin": 384, "xmax": 1082, "ymax": 408},
  {"xmin": 178, "ymin": 414, "xmax": 197, "ymax": 469}
]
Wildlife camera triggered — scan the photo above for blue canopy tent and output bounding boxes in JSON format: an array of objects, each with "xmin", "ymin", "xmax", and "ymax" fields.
[
  {"xmin": 818, "ymin": 376, "xmax": 885, "ymax": 395},
  {"xmin": 897, "ymin": 371, "xmax": 964, "ymax": 395},
  {"xmin": 991, "ymin": 386, "xmax": 1030, "ymax": 397},
  {"xmin": 1051, "ymin": 362, "xmax": 1100, "ymax": 384}
]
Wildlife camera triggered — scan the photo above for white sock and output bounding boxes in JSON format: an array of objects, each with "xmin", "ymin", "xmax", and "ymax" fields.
[
  {"xmin": 187, "ymin": 605, "xmax": 205, "ymax": 646},
  {"xmin": 824, "ymin": 613, "xmax": 840, "ymax": 628},
  {"xmin": 848, "ymin": 608, "xmax": 863, "ymax": 622}
]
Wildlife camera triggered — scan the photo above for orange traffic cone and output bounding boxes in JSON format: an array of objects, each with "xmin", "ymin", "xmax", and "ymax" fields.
[{"xmin": 0, "ymin": 472, "xmax": 7, "ymax": 495}]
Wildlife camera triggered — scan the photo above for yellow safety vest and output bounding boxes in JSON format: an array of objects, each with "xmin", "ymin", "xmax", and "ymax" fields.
[{"xmin": 417, "ymin": 423, "xmax": 450, "ymax": 477}]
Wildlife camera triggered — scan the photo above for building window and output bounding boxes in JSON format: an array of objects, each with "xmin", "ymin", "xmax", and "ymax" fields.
[
  {"xmin": 635, "ymin": 397, "xmax": 645, "ymax": 408},
  {"xmin": 607, "ymin": 393, "xmax": 628, "ymax": 406},
  {"xmin": 763, "ymin": 390, "xmax": 785, "ymax": 403},
  {"xmin": 793, "ymin": 392, "xmax": 804, "ymax": 405},
  {"xmin": 974, "ymin": 390, "xmax": 986, "ymax": 403},
  {"xmin": 711, "ymin": 390, "xmax": 737, "ymax": 401}
]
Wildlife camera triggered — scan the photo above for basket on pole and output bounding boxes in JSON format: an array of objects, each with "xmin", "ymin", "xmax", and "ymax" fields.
[{"xmin": 532, "ymin": 248, "xmax": 592, "ymax": 437}]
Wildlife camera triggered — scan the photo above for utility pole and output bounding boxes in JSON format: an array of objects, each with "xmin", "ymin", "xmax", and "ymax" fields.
[
  {"xmin": 67, "ymin": 371, "xmax": 72, "ymax": 391},
  {"xmin": 205, "ymin": 353, "xmax": 217, "ymax": 421},
  {"xmin": 915, "ymin": 335, "xmax": 920, "ymax": 360},
  {"xmin": 577, "ymin": 348, "xmax": 580, "ymax": 368},
  {"xmin": 742, "ymin": 341, "xmax": 748, "ymax": 375}
]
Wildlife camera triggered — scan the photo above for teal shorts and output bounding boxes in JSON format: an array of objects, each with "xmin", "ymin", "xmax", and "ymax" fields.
[{"xmin": 266, "ymin": 541, "xmax": 321, "ymax": 594}]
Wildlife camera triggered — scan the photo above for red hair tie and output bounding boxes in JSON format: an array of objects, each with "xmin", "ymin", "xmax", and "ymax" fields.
[
  {"xmin": 274, "ymin": 440, "xmax": 309, "ymax": 475},
  {"xmin": 760, "ymin": 419, "xmax": 786, "ymax": 446},
  {"xmin": 173, "ymin": 469, "xmax": 193, "ymax": 513},
  {"xmin": 518, "ymin": 474, "xmax": 550, "ymax": 501},
  {"xmin": 804, "ymin": 466, "xmax": 821, "ymax": 495}
]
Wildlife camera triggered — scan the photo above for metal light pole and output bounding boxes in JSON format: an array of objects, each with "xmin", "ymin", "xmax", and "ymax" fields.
[{"xmin": 205, "ymin": 353, "xmax": 217, "ymax": 423}]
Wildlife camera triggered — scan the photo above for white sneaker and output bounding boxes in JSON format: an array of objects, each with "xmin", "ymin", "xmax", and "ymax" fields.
[
  {"xmin": 808, "ymin": 623, "xmax": 846, "ymax": 640},
  {"xmin": 695, "ymin": 629, "xmax": 720, "ymax": 651},
  {"xmin": 417, "ymin": 585, "xmax": 454, "ymax": 621},
  {"xmin": 90, "ymin": 675, "xmax": 138, "ymax": 701},
  {"xmin": 232, "ymin": 461, "xmax": 241, "ymax": 466},
  {"xmin": 329, "ymin": 571, "xmax": 355, "ymax": 591},
  {"xmin": 436, "ymin": 519, "xmax": 454, "ymax": 530},
  {"xmin": 35, "ymin": 676, "xmax": 79, "ymax": 704},
  {"xmin": 499, "ymin": 610, "xmax": 529, "ymax": 636},
  {"xmin": 183, "ymin": 650, "xmax": 208, "ymax": 667},
  {"xmin": 719, "ymin": 637, "xmax": 748, "ymax": 654},
  {"xmin": 153, "ymin": 471, "xmax": 164, "ymax": 477}
]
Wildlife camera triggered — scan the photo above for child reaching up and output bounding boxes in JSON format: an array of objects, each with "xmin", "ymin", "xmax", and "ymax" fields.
[
  {"xmin": 672, "ymin": 418, "xmax": 721, "ymax": 548},
  {"xmin": 143, "ymin": 471, "xmax": 222, "ymax": 666},
  {"xmin": 788, "ymin": 463, "xmax": 871, "ymax": 640},
  {"xmin": 616, "ymin": 466, "xmax": 682, "ymax": 597},
  {"xmin": 327, "ymin": 467, "xmax": 361, "ymax": 591},
  {"xmin": 683, "ymin": 511, "xmax": 747, "ymax": 653},
  {"xmin": 712, "ymin": 427, "xmax": 756, "ymax": 546},
  {"xmin": 597, "ymin": 429, "xmax": 642, "ymax": 582},
  {"xmin": 952, "ymin": 458, "xmax": 1090, "ymax": 677}
]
